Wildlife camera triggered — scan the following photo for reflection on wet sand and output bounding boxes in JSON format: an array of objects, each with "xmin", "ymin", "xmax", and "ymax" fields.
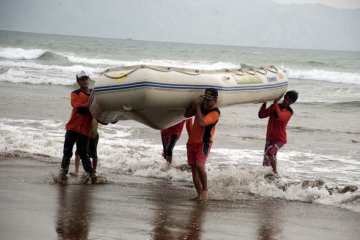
[
  {"xmin": 55, "ymin": 186, "xmax": 93, "ymax": 240},
  {"xmin": 151, "ymin": 183, "xmax": 207, "ymax": 240},
  {"xmin": 180, "ymin": 203, "xmax": 206, "ymax": 240},
  {"xmin": 257, "ymin": 201, "xmax": 283, "ymax": 240}
]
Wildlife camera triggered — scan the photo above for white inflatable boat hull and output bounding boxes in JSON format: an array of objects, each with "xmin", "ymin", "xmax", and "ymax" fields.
[{"xmin": 89, "ymin": 65, "xmax": 288, "ymax": 129}]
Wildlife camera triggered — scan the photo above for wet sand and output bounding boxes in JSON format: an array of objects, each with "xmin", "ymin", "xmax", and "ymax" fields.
[{"xmin": 0, "ymin": 155, "xmax": 360, "ymax": 240}]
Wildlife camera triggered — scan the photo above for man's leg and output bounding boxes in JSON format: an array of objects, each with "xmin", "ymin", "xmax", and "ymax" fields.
[
  {"xmin": 263, "ymin": 143, "xmax": 271, "ymax": 166},
  {"xmin": 161, "ymin": 134, "xmax": 168, "ymax": 159},
  {"xmin": 198, "ymin": 142, "xmax": 211, "ymax": 200},
  {"xmin": 268, "ymin": 155, "xmax": 277, "ymax": 174},
  {"xmin": 61, "ymin": 130, "xmax": 77, "ymax": 177},
  {"xmin": 188, "ymin": 143, "xmax": 202, "ymax": 199},
  {"xmin": 265, "ymin": 142, "xmax": 283, "ymax": 175},
  {"xmin": 76, "ymin": 134, "xmax": 93, "ymax": 174},
  {"xmin": 92, "ymin": 157, "xmax": 98, "ymax": 172},
  {"xmin": 70, "ymin": 153, "xmax": 80, "ymax": 176},
  {"xmin": 89, "ymin": 135, "xmax": 99, "ymax": 172},
  {"xmin": 197, "ymin": 164, "xmax": 208, "ymax": 200},
  {"xmin": 165, "ymin": 134, "xmax": 178, "ymax": 164},
  {"xmin": 191, "ymin": 165, "xmax": 202, "ymax": 199}
]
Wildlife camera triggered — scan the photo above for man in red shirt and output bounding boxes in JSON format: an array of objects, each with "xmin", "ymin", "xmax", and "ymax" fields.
[
  {"xmin": 58, "ymin": 71, "xmax": 96, "ymax": 183},
  {"xmin": 161, "ymin": 118, "xmax": 192, "ymax": 164},
  {"xmin": 185, "ymin": 88, "xmax": 220, "ymax": 201},
  {"xmin": 258, "ymin": 90, "xmax": 298, "ymax": 175}
]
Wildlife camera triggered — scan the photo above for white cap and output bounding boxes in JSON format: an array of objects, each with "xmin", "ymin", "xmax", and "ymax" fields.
[{"xmin": 76, "ymin": 70, "xmax": 89, "ymax": 79}]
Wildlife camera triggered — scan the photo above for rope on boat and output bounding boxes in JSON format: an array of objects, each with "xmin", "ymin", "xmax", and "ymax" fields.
[{"xmin": 102, "ymin": 64, "xmax": 279, "ymax": 79}]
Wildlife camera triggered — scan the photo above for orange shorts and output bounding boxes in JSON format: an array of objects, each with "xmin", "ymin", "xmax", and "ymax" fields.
[{"xmin": 187, "ymin": 142, "xmax": 212, "ymax": 165}]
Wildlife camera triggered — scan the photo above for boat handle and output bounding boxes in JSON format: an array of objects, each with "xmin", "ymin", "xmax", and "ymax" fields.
[
  {"xmin": 245, "ymin": 68, "xmax": 256, "ymax": 75},
  {"xmin": 267, "ymin": 65, "xmax": 278, "ymax": 73},
  {"xmin": 256, "ymin": 67, "xmax": 267, "ymax": 75}
]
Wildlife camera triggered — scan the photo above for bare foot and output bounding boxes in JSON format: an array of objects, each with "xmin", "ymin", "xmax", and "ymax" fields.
[
  {"xmin": 199, "ymin": 189, "xmax": 208, "ymax": 201},
  {"xmin": 69, "ymin": 171, "xmax": 78, "ymax": 177},
  {"xmin": 166, "ymin": 155, "xmax": 172, "ymax": 164}
]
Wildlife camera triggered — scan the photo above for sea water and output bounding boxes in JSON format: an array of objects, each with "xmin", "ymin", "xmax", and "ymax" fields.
[{"xmin": 1, "ymin": 30, "xmax": 359, "ymax": 212}]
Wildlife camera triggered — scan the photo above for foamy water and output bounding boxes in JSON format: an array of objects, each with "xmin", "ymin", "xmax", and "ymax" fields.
[{"xmin": 1, "ymin": 118, "xmax": 359, "ymax": 212}]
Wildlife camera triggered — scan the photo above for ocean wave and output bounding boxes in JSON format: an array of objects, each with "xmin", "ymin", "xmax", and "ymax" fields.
[
  {"xmin": 0, "ymin": 60, "xmax": 103, "ymax": 85},
  {"xmin": 305, "ymin": 60, "xmax": 326, "ymax": 66},
  {"xmin": 0, "ymin": 47, "xmax": 48, "ymax": 60},
  {"xmin": 0, "ymin": 47, "xmax": 239, "ymax": 69},
  {"xmin": 286, "ymin": 68, "xmax": 360, "ymax": 85},
  {"xmin": 330, "ymin": 101, "xmax": 360, "ymax": 108},
  {"xmin": 39, "ymin": 51, "xmax": 72, "ymax": 65},
  {"xmin": 1, "ymin": 47, "xmax": 359, "ymax": 86},
  {"xmin": 0, "ymin": 47, "xmax": 76, "ymax": 66},
  {"xmin": 0, "ymin": 58, "xmax": 238, "ymax": 85}
]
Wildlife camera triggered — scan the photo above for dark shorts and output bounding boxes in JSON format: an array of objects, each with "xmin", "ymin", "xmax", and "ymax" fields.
[
  {"xmin": 263, "ymin": 141, "xmax": 284, "ymax": 166},
  {"xmin": 187, "ymin": 142, "xmax": 212, "ymax": 166}
]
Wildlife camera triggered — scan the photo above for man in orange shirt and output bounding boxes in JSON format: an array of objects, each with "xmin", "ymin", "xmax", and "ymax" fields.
[
  {"xmin": 58, "ymin": 71, "xmax": 96, "ymax": 183},
  {"xmin": 258, "ymin": 90, "xmax": 298, "ymax": 175},
  {"xmin": 161, "ymin": 119, "xmax": 192, "ymax": 164},
  {"xmin": 185, "ymin": 88, "xmax": 220, "ymax": 201}
]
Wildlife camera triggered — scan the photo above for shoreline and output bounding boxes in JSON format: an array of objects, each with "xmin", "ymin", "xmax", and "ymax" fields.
[{"xmin": 0, "ymin": 156, "xmax": 359, "ymax": 240}]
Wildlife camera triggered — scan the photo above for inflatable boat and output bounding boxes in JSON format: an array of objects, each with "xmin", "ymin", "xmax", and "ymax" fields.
[{"xmin": 89, "ymin": 65, "xmax": 288, "ymax": 129}]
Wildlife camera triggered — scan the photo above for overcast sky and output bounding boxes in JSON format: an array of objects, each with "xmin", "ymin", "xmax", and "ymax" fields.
[
  {"xmin": 0, "ymin": 0, "xmax": 359, "ymax": 50},
  {"xmin": 273, "ymin": 0, "xmax": 360, "ymax": 9}
]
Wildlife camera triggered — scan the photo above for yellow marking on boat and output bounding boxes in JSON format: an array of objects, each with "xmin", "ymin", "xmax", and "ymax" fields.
[{"xmin": 234, "ymin": 75, "xmax": 263, "ymax": 84}]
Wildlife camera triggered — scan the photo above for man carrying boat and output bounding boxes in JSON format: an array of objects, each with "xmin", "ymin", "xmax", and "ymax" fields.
[
  {"xmin": 258, "ymin": 90, "xmax": 298, "ymax": 175},
  {"xmin": 58, "ymin": 71, "xmax": 97, "ymax": 184},
  {"xmin": 185, "ymin": 88, "xmax": 220, "ymax": 201}
]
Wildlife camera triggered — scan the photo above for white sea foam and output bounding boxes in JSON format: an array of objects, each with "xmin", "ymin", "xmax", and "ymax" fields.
[
  {"xmin": 1, "ymin": 117, "xmax": 359, "ymax": 212},
  {"xmin": 286, "ymin": 67, "xmax": 360, "ymax": 85},
  {"xmin": 0, "ymin": 47, "xmax": 47, "ymax": 60},
  {"xmin": 66, "ymin": 55, "xmax": 131, "ymax": 66}
]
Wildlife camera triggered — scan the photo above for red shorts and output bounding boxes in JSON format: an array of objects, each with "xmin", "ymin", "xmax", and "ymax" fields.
[
  {"xmin": 263, "ymin": 142, "xmax": 284, "ymax": 166},
  {"xmin": 187, "ymin": 142, "xmax": 212, "ymax": 165}
]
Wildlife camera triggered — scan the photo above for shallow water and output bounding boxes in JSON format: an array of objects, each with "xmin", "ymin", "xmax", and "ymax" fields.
[{"xmin": 1, "ymin": 157, "xmax": 360, "ymax": 240}]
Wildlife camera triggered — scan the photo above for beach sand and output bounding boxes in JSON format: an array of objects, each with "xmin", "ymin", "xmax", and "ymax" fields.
[{"xmin": 0, "ymin": 155, "xmax": 359, "ymax": 240}]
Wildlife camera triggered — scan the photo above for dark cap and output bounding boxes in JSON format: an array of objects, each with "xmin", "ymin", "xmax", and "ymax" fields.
[{"xmin": 203, "ymin": 88, "xmax": 218, "ymax": 100}]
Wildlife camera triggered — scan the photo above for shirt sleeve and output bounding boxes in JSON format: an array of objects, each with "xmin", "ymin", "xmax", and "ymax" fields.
[
  {"xmin": 71, "ymin": 92, "xmax": 88, "ymax": 108},
  {"xmin": 258, "ymin": 104, "xmax": 273, "ymax": 118},
  {"xmin": 203, "ymin": 111, "xmax": 220, "ymax": 126},
  {"xmin": 185, "ymin": 118, "xmax": 193, "ymax": 134}
]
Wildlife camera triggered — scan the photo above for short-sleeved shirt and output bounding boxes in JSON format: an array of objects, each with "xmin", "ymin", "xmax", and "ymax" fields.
[
  {"xmin": 258, "ymin": 103, "xmax": 293, "ymax": 144},
  {"xmin": 187, "ymin": 105, "xmax": 220, "ymax": 144}
]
